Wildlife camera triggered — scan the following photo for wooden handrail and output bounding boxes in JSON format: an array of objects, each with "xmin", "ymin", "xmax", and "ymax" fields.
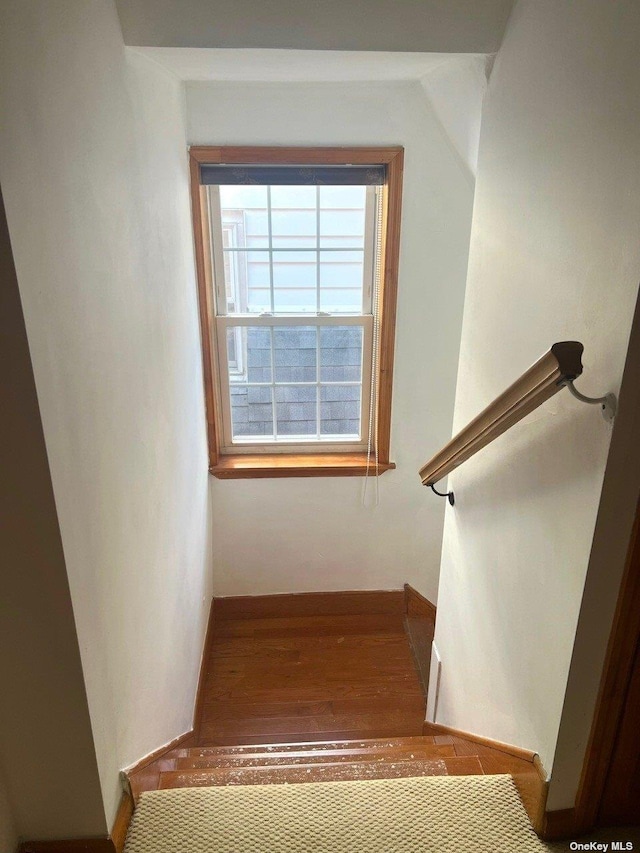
[{"xmin": 419, "ymin": 341, "xmax": 585, "ymax": 487}]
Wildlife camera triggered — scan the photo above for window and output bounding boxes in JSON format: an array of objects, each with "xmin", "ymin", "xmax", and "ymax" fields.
[{"xmin": 189, "ymin": 147, "xmax": 403, "ymax": 479}]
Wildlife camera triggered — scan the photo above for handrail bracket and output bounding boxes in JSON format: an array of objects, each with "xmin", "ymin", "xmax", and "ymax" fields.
[
  {"xmin": 429, "ymin": 484, "xmax": 455, "ymax": 506},
  {"xmin": 562, "ymin": 379, "xmax": 617, "ymax": 422}
]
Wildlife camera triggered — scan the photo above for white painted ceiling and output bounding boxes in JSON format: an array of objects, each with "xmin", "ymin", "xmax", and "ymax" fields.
[
  {"xmin": 135, "ymin": 48, "xmax": 479, "ymax": 83},
  {"xmin": 116, "ymin": 0, "xmax": 514, "ymax": 54}
]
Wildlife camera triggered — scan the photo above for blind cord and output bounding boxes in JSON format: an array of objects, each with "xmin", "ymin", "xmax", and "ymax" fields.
[{"xmin": 363, "ymin": 187, "xmax": 384, "ymax": 507}]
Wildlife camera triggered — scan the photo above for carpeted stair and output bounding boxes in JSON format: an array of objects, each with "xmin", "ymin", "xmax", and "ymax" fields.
[{"xmin": 124, "ymin": 773, "xmax": 561, "ymax": 853}]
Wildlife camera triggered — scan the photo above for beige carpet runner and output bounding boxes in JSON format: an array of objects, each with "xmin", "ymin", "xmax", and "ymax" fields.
[{"xmin": 124, "ymin": 774, "xmax": 561, "ymax": 853}]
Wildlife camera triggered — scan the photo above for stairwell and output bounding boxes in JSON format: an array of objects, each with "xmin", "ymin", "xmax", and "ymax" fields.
[{"xmin": 126, "ymin": 591, "xmax": 539, "ymax": 806}]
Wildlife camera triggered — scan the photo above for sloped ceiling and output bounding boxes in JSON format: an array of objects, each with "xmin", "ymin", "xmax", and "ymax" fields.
[
  {"xmin": 115, "ymin": 0, "xmax": 514, "ymax": 53},
  {"xmin": 131, "ymin": 48, "xmax": 469, "ymax": 82}
]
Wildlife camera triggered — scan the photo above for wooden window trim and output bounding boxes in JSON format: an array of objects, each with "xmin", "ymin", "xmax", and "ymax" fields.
[{"xmin": 188, "ymin": 145, "xmax": 403, "ymax": 479}]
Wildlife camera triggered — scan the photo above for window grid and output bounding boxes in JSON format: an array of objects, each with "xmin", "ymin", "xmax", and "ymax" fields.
[
  {"xmin": 209, "ymin": 185, "xmax": 376, "ymax": 452},
  {"xmin": 225, "ymin": 325, "xmax": 365, "ymax": 444},
  {"xmin": 315, "ymin": 322, "xmax": 321, "ymax": 438},
  {"xmin": 215, "ymin": 317, "xmax": 372, "ymax": 453},
  {"xmin": 269, "ymin": 325, "xmax": 277, "ymax": 439},
  {"xmin": 266, "ymin": 186, "xmax": 275, "ymax": 313},
  {"xmin": 315, "ymin": 187, "xmax": 320, "ymax": 314},
  {"xmin": 214, "ymin": 187, "xmax": 372, "ymax": 317}
]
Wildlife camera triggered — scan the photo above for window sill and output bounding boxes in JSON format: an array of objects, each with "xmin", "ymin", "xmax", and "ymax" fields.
[{"xmin": 209, "ymin": 453, "xmax": 396, "ymax": 479}]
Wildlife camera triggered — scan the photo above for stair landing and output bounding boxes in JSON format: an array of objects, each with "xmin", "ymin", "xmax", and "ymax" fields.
[
  {"xmin": 127, "ymin": 598, "xmax": 538, "ymax": 801},
  {"xmin": 197, "ymin": 608, "xmax": 426, "ymax": 745}
]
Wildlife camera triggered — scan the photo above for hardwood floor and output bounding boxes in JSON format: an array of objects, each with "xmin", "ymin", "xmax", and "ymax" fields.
[
  {"xmin": 127, "ymin": 595, "xmax": 540, "ymax": 804},
  {"xmin": 197, "ymin": 607, "xmax": 426, "ymax": 745}
]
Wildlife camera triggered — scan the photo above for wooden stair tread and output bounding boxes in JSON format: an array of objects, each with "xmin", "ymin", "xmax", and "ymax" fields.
[
  {"xmin": 168, "ymin": 735, "xmax": 438, "ymax": 758},
  {"xmin": 196, "ymin": 726, "xmax": 430, "ymax": 746},
  {"xmin": 200, "ymin": 709, "xmax": 422, "ymax": 733},
  {"xmin": 158, "ymin": 758, "xmax": 450, "ymax": 789},
  {"xmin": 130, "ymin": 734, "xmax": 533, "ymax": 801},
  {"xmin": 198, "ymin": 714, "xmax": 426, "ymax": 745},
  {"xmin": 175, "ymin": 743, "xmax": 456, "ymax": 769},
  {"xmin": 195, "ymin": 726, "xmax": 424, "ymax": 747}
]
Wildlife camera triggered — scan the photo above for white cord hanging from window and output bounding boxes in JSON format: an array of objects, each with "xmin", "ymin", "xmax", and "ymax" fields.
[{"xmin": 362, "ymin": 187, "xmax": 384, "ymax": 507}]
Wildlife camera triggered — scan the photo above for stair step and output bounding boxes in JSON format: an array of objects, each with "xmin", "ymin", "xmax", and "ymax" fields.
[
  {"xmin": 158, "ymin": 758, "xmax": 451, "ymax": 789},
  {"xmin": 198, "ymin": 729, "xmax": 426, "ymax": 746},
  {"xmin": 172, "ymin": 736, "xmax": 432, "ymax": 759},
  {"xmin": 175, "ymin": 743, "xmax": 455, "ymax": 769},
  {"xmin": 197, "ymin": 715, "xmax": 424, "ymax": 744},
  {"xmin": 177, "ymin": 735, "xmax": 435, "ymax": 758}
]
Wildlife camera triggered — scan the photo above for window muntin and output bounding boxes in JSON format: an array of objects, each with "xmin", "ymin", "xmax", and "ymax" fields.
[
  {"xmin": 208, "ymin": 181, "xmax": 380, "ymax": 453},
  {"xmin": 210, "ymin": 184, "xmax": 374, "ymax": 317}
]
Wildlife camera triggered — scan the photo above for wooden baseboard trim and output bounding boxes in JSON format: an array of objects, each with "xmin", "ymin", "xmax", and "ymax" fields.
[
  {"xmin": 110, "ymin": 790, "xmax": 135, "ymax": 853},
  {"xmin": 403, "ymin": 585, "xmax": 436, "ymax": 699},
  {"xmin": 123, "ymin": 728, "xmax": 195, "ymax": 776},
  {"xmin": 213, "ymin": 589, "xmax": 406, "ymax": 620},
  {"xmin": 404, "ymin": 584, "xmax": 436, "ymax": 620},
  {"xmin": 422, "ymin": 721, "xmax": 537, "ymax": 763},
  {"xmin": 20, "ymin": 840, "xmax": 115, "ymax": 853},
  {"xmin": 512, "ymin": 754, "xmax": 548, "ymax": 836},
  {"xmin": 541, "ymin": 807, "xmax": 577, "ymax": 840},
  {"xmin": 422, "ymin": 722, "xmax": 548, "ymax": 834},
  {"xmin": 122, "ymin": 601, "xmax": 215, "ymax": 811},
  {"xmin": 193, "ymin": 598, "xmax": 216, "ymax": 740}
]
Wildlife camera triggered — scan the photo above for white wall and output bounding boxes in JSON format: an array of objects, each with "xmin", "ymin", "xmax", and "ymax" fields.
[
  {"xmin": 187, "ymin": 79, "xmax": 475, "ymax": 600},
  {"xmin": 116, "ymin": 0, "xmax": 513, "ymax": 53},
  {"xmin": 434, "ymin": 0, "xmax": 640, "ymax": 781},
  {"xmin": 419, "ymin": 55, "xmax": 490, "ymax": 181},
  {"xmin": 1, "ymin": 179, "xmax": 105, "ymax": 840},
  {"xmin": 0, "ymin": 0, "xmax": 212, "ymax": 827},
  {"xmin": 547, "ymin": 291, "xmax": 640, "ymax": 811}
]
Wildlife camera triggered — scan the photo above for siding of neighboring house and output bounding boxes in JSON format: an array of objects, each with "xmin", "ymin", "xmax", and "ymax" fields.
[{"xmin": 231, "ymin": 326, "xmax": 361, "ymax": 437}]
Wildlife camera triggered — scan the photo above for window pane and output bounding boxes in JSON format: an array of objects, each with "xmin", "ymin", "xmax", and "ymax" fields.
[
  {"xmin": 319, "ymin": 249, "xmax": 364, "ymax": 313},
  {"xmin": 223, "ymin": 323, "xmax": 366, "ymax": 444},
  {"xmin": 320, "ymin": 288, "xmax": 363, "ymax": 314},
  {"xmin": 271, "ymin": 210, "xmax": 316, "ymax": 241},
  {"xmin": 227, "ymin": 326, "xmax": 272, "ymax": 385},
  {"xmin": 272, "ymin": 289, "xmax": 318, "ymax": 313},
  {"xmin": 272, "ymin": 251, "xmax": 316, "ymax": 287},
  {"xmin": 227, "ymin": 327, "xmax": 274, "ymax": 439},
  {"xmin": 220, "ymin": 185, "xmax": 269, "ymax": 247},
  {"xmin": 274, "ymin": 326, "xmax": 317, "ymax": 382},
  {"xmin": 220, "ymin": 249, "xmax": 270, "ymax": 314},
  {"xmin": 230, "ymin": 384, "xmax": 274, "ymax": 438},
  {"xmin": 220, "ymin": 185, "xmax": 268, "ymax": 209},
  {"xmin": 271, "ymin": 186, "xmax": 317, "ymax": 249},
  {"xmin": 272, "ymin": 249, "xmax": 316, "ymax": 313},
  {"xmin": 275, "ymin": 385, "xmax": 317, "ymax": 436},
  {"xmin": 319, "ymin": 326, "xmax": 363, "ymax": 382},
  {"xmin": 319, "ymin": 186, "xmax": 366, "ymax": 249},
  {"xmin": 320, "ymin": 185, "xmax": 367, "ymax": 208},
  {"xmin": 320, "ymin": 384, "xmax": 361, "ymax": 436},
  {"xmin": 246, "ymin": 288, "xmax": 272, "ymax": 314},
  {"xmin": 270, "ymin": 185, "xmax": 316, "ymax": 209}
]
